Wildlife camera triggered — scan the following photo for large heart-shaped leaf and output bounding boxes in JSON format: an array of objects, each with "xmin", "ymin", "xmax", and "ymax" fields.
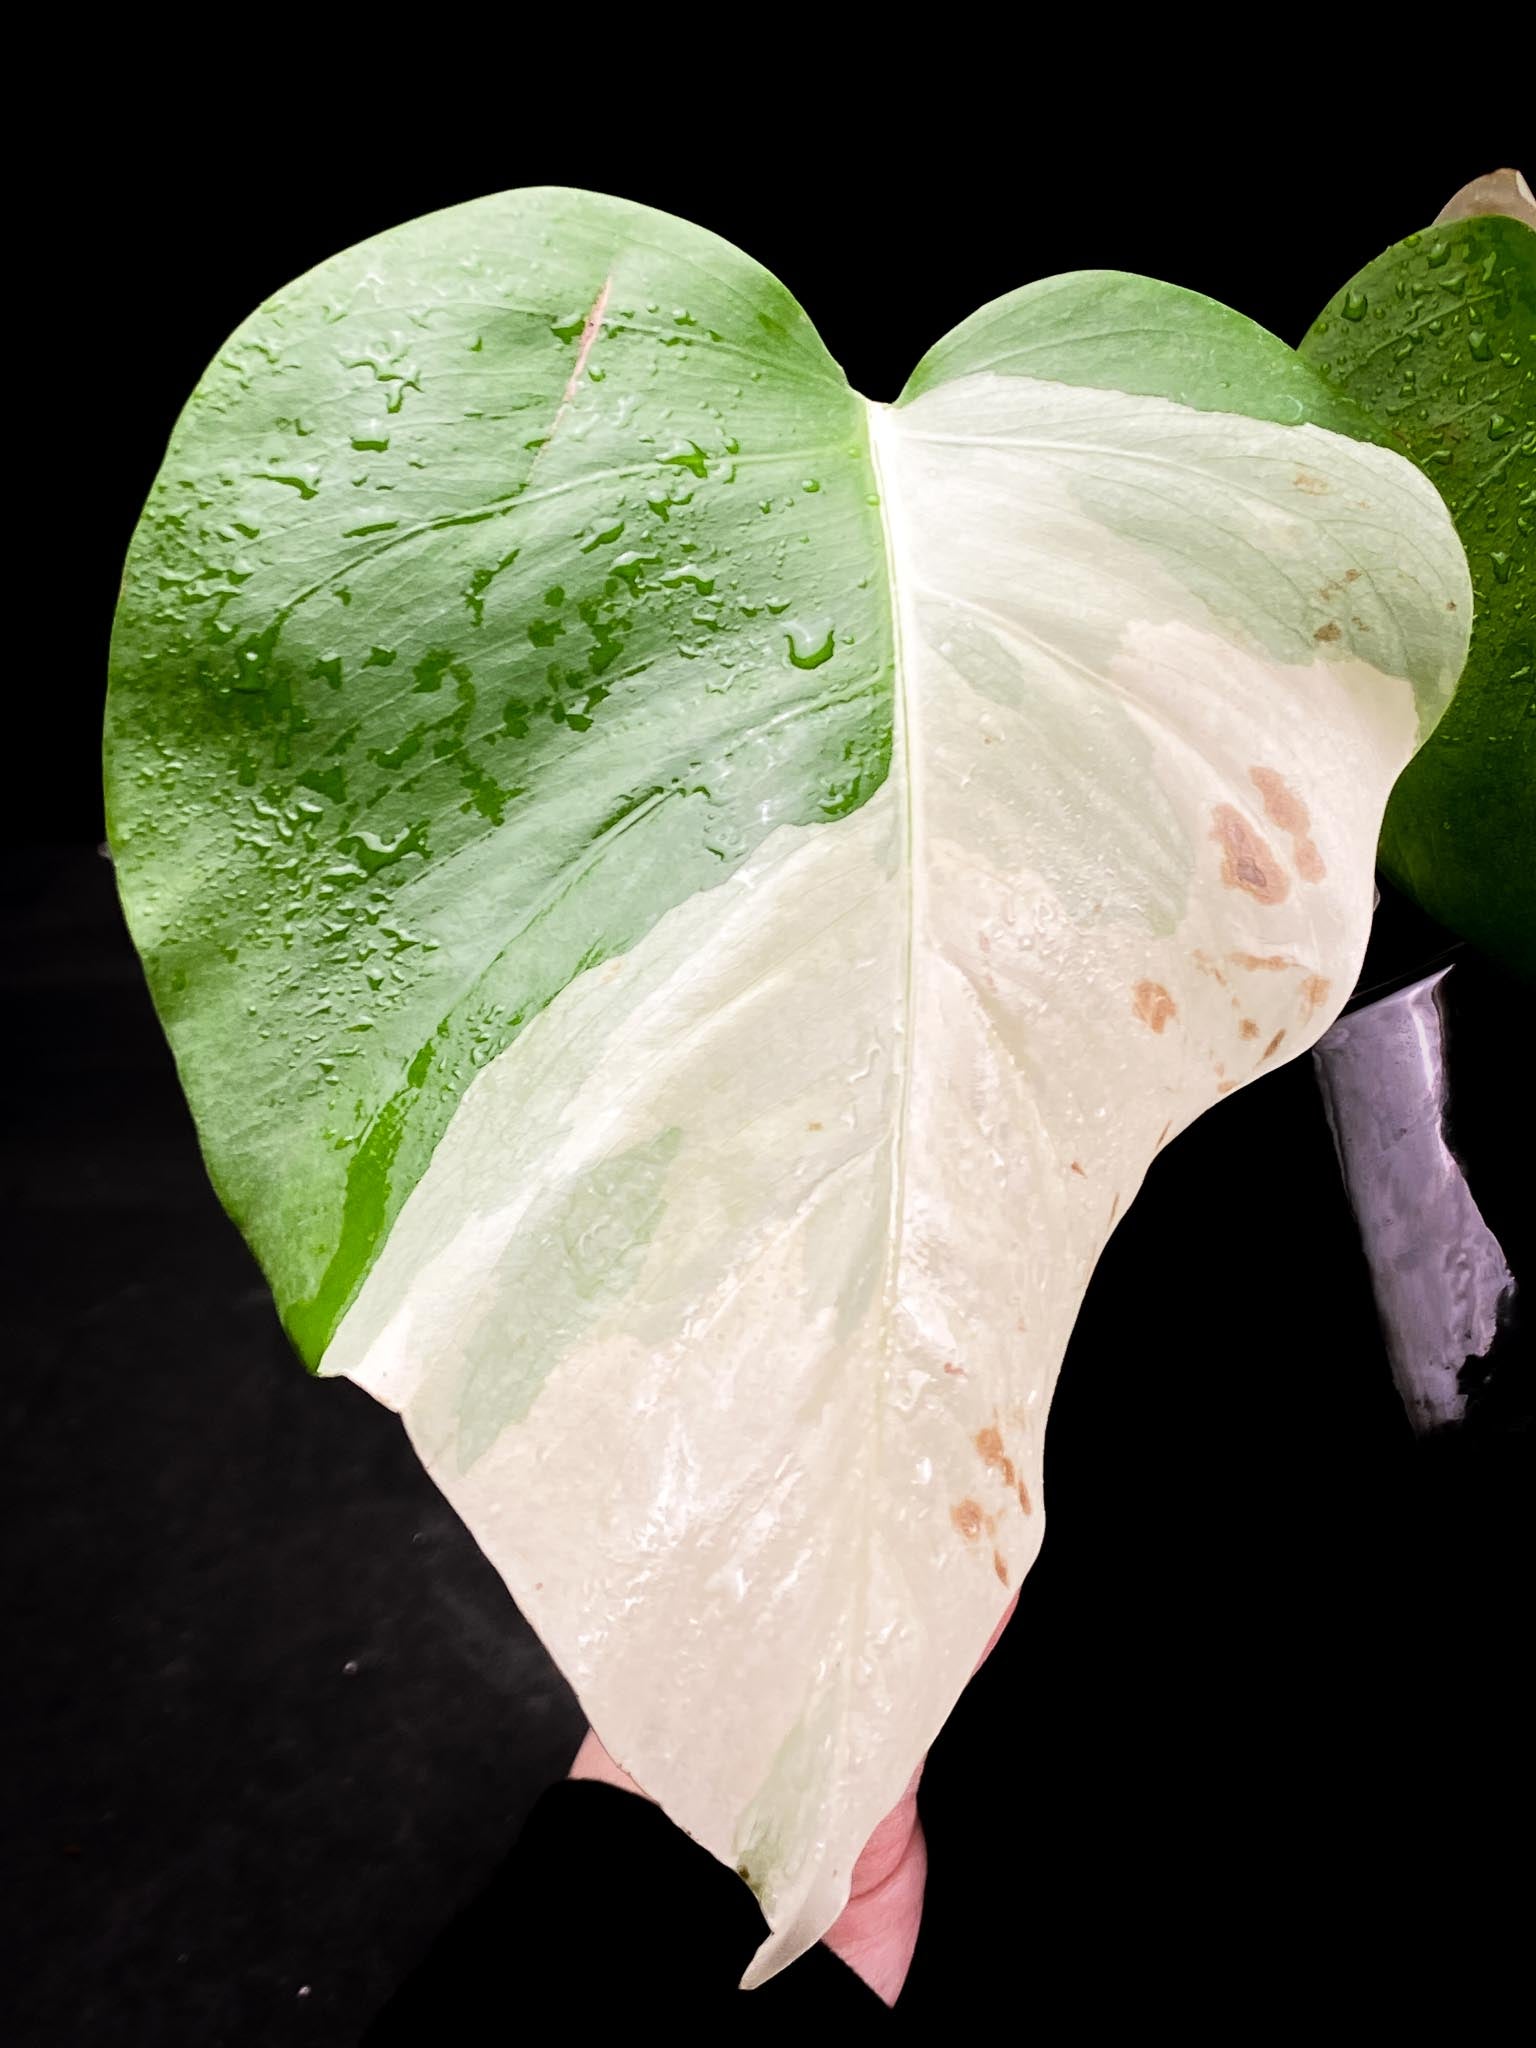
[
  {"xmin": 1301, "ymin": 169, "xmax": 1535, "ymax": 979},
  {"xmin": 105, "ymin": 189, "xmax": 1468, "ymax": 1983}
]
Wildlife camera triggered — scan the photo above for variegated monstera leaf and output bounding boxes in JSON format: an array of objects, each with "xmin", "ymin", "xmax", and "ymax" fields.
[{"xmin": 106, "ymin": 190, "xmax": 1469, "ymax": 1984}]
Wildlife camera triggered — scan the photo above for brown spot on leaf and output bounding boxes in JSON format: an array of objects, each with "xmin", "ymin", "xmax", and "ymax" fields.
[
  {"xmin": 1250, "ymin": 765, "xmax": 1309, "ymax": 838},
  {"xmin": 1191, "ymin": 948, "xmax": 1229, "ymax": 985},
  {"xmin": 1313, "ymin": 621, "xmax": 1342, "ymax": 643},
  {"xmin": 1108, "ymin": 1192, "xmax": 1120, "ymax": 1223},
  {"xmin": 1211, "ymin": 805, "xmax": 1288, "ymax": 904},
  {"xmin": 1446, "ymin": 599, "xmax": 1457, "ymax": 612},
  {"xmin": 1249, "ymin": 767, "xmax": 1326, "ymax": 886},
  {"xmin": 951, "ymin": 1500, "xmax": 983, "ymax": 1542},
  {"xmin": 1218, "ymin": 1079, "xmax": 1239, "ymax": 1093},
  {"xmin": 1293, "ymin": 471, "xmax": 1330, "ymax": 495},
  {"xmin": 943, "ymin": 1361, "xmax": 966, "ymax": 1377},
  {"xmin": 1239, "ymin": 1018, "xmax": 1259, "ymax": 1040},
  {"xmin": 1263, "ymin": 1029, "xmax": 1286, "ymax": 1060},
  {"xmin": 1301, "ymin": 974, "xmax": 1332, "ymax": 1018},
  {"xmin": 993, "ymin": 1550, "xmax": 1011, "ymax": 1586},
  {"xmin": 1156, "ymin": 1120, "xmax": 1172, "ymax": 1147},
  {"xmin": 1230, "ymin": 951, "xmax": 1293, "ymax": 972},
  {"xmin": 1132, "ymin": 980, "xmax": 1177, "ymax": 1033},
  {"xmin": 975, "ymin": 1427, "xmax": 1017, "ymax": 1489},
  {"xmin": 1344, "ymin": 568, "xmax": 1361, "ymax": 583},
  {"xmin": 1017, "ymin": 1480, "xmax": 1033, "ymax": 1515},
  {"xmin": 1070, "ymin": 1160, "xmax": 1086, "ymax": 1177},
  {"xmin": 807, "ymin": 1120, "xmax": 823, "ymax": 1131}
]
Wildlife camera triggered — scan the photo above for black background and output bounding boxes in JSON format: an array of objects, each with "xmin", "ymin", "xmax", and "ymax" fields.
[{"xmin": 7, "ymin": 105, "xmax": 1531, "ymax": 2042}]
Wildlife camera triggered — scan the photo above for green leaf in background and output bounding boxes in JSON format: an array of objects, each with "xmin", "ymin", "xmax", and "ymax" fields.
[
  {"xmin": 104, "ymin": 189, "xmax": 1469, "ymax": 1984},
  {"xmin": 1302, "ymin": 169, "xmax": 1535, "ymax": 979}
]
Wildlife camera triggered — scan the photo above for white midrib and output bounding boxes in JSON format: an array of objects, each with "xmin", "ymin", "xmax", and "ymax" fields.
[
  {"xmin": 743, "ymin": 398, "xmax": 926, "ymax": 1973},
  {"xmin": 863, "ymin": 396, "xmax": 924, "ymax": 1357}
]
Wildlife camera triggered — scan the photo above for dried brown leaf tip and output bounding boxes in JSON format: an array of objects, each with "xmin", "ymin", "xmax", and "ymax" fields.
[{"xmin": 1434, "ymin": 168, "xmax": 1536, "ymax": 229}]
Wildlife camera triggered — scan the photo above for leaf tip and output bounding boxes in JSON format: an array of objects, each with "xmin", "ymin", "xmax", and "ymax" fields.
[{"xmin": 1433, "ymin": 168, "xmax": 1536, "ymax": 230}]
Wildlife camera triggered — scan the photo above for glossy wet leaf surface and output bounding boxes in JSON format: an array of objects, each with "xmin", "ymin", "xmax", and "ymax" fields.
[{"xmin": 1302, "ymin": 175, "xmax": 1535, "ymax": 979}]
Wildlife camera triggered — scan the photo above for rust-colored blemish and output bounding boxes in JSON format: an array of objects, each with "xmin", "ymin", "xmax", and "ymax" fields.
[
  {"xmin": 1344, "ymin": 568, "xmax": 1361, "ymax": 583},
  {"xmin": 1313, "ymin": 621, "xmax": 1342, "ymax": 643},
  {"xmin": 943, "ymin": 1361, "xmax": 966, "ymax": 1377},
  {"xmin": 1250, "ymin": 765, "xmax": 1309, "ymax": 836},
  {"xmin": 1017, "ymin": 1480, "xmax": 1033, "ymax": 1515},
  {"xmin": 1248, "ymin": 767, "xmax": 1326, "ymax": 886},
  {"xmin": 1191, "ymin": 948, "xmax": 1229, "ymax": 985},
  {"xmin": 1446, "ymin": 599, "xmax": 1457, "ymax": 612},
  {"xmin": 1211, "ymin": 804, "xmax": 1288, "ymax": 905},
  {"xmin": 807, "ymin": 1120, "xmax": 823, "ymax": 1131},
  {"xmin": 1132, "ymin": 980, "xmax": 1177, "ymax": 1034},
  {"xmin": 1230, "ymin": 951, "xmax": 1293, "ymax": 972},
  {"xmin": 1239, "ymin": 1018, "xmax": 1259, "ymax": 1040},
  {"xmin": 1263, "ymin": 1029, "xmax": 1286, "ymax": 1060},
  {"xmin": 1293, "ymin": 471, "xmax": 1330, "ymax": 495},
  {"xmin": 951, "ymin": 1500, "xmax": 984, "ymax": 1542},
  {"xmin": 993, "ymin": 1550, "xmax": 1011, "ymax": 1586},
  {"xmin": 561, "ymin": 276, "xmax": 612, "ymax": 404},
  {"xmin": 1218, "ymin": 1079, "xmax": 1239, "ymax": 1093},
  {"xmin": 975, "ymin": 1426, "xmax": 1017, "ymax": 1489},
  {"xmin": 1301, "ymin": 974, "xmax": 1332, "ymax": 1018},
  {"xmin": 1070, "ymin": 1160, "xmax": 1086, "ymax": 1177}
]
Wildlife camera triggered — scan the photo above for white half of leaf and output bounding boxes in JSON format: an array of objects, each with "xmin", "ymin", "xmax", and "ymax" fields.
[{"xmin": 321, "ymin": 373, "xmax": 1468, "ymax": 1985}]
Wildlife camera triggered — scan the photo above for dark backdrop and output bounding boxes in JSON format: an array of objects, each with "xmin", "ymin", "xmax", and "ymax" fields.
[{"xmin": 7, "ymin": 111, "xmax": 1531, "ymax": 2043}]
